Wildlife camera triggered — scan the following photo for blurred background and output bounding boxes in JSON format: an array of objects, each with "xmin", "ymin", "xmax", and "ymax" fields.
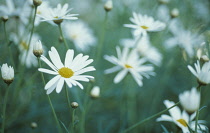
[{"xmin": 0, "ymin": 0, "xmax": 210, "ymax": 132}]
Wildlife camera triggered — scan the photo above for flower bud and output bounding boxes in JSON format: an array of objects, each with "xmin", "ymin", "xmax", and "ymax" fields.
[
  {"xmin": 1, "ymin": 16, "xmax": 9, "ymax": 22},
  {"xmin": 90, "ymin": 86, "xmax": 100, "ymax": 98},
  {"xmin": 71, "ymin": 102, "xmax": 79, "ymax": 109},
  {"xmin": 170, "ymin": 8, "xmax": 179, "ymax": 18},
  {"xmin": 33, "ymin": 0, "xmax": 42, "ymax": 6},
  {"xmin": 104, "ymin": 0, "xmax": 113, "ymax": 12},
  {"xmin": 1, "ymin": 63, "xmax": 14, "ymax": 85},
  {"xmin": 179, "ymin": 87, "xmax": 200, "ymax": 113},
  {"xmin": 33, "ymin": 40, "xmax": 43, "ymax": 57},
  {"xmin": 30, "ymin": 122, "xmax": 38, "ymax": 129},
  {"xmin": 158, "ymin": 0, "xmax": 169, "ymax": 4},
  {"xmin": 200, "ymin": 55, "xmax": 209, "ymax": 62}
]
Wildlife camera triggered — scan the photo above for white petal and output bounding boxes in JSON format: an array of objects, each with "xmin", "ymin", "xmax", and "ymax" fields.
[
  {"xmin": 65, "ymin": 49, "xmax": 74, "ymax": 67},
  {"xmin": 56, "ymin": 78, "xmax": 64, "ymax": 93},
  {"xmin": 156, "ymin": 114, "xmax": 173, "ymax": 122},
  {"xmin": 38, "ymin": 68, "xmax": 58, "ymax": 75},
  {"xmin": 45, "ymin": 75, "xmax": 61, "ymax": 90},
  {"xmin": 74, "ymin": 66, "xmax": 95, "ymax": 75},
  {"xmin": 65, "ymin": 79, "xmax": 73, "ymax": 88},
  {"xmin": 114, "ymin": 69, "xmax": 128, "ymax": 83},
  {"xmin": 105, "ymin": 66, "xmax": 121, "ymax": 74},
  {"xmin": 49, "ymin": 47, "xmax": 64, "ymax": 69},
  {"xmin": 40, "ymin": 55, "xmax": 58, "ymax": 71}
]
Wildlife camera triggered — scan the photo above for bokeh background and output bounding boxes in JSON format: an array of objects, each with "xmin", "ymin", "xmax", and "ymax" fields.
[{"xmin": 0, "ymin": 0, "xmax": 210, "ymax": 132}]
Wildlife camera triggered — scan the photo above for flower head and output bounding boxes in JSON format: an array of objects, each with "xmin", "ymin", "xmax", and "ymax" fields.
[
  {"xmin": 156, "ymin": 100, "xmax": 207, "ymax": 133},
  {"xmin": 90, "ymin": 86, "xmax": 100, "ymax": 98},
  {"xmin": 37, "ymin": 3, "xmax": 78, "ymax": 24},
  {"xmin": 1, "ymin": 63, "xmax": 14, "ymax": 85},
  {"xmin": 124, "ymin": 12, "xmax": 166, "ymax": 37},
  {"xmin": 63, "ymin": 21, "xmax": 96, "ymax": 51},
  {"xmin": 104, "ymin": 46, "xmax": 155, "ymax": 87},
  {"xmin": 104, "ymin": 0, "xmax": 113, "ymax": 12},
  {"xmin": 38, "ymin": 47, "xmax": 95, "ymax": 94},
  {"xmin": 179, "ymin": 87, "xmax": 200, "ymax": 113},
  {"xmin": 33, "ymin": 40, "xmax": 43, "ymax": 57},
  {"xmin": 188, "ymin": 60, "xmax": 210, "ymax": 85}
]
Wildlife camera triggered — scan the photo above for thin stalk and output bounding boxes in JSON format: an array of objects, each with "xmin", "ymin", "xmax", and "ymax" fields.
[
  {"xmin": 65, "ymin": 84, "xmax": 71, "ymax": 110},
  {"xmin": 58, "ymin": 23, "xmax": 69, "ymax": 50},
  {"xmin": 195, "ymin": 85, "xmax": 202, "ymax": 133},
  {"xmin": 122, "ymin": 101, "xmax": 180, "ymax": 133},
  {"xmin": 38, "ymin": 58, "xmax": 63, "ymax": 133},
  {"xmin": 72, "ymin": 109, "xmax": 76, "ymax": 131},
  {"xmin": 1, "ymin": 85, "xmax": 10, "ymax": 133},
  {"xmin": 95, "ymin": 12, "xmax": 108, "ymax": 65},
  {"xmin": 3, "ymin": 22, "xmax": 15, "ymax": 67}
]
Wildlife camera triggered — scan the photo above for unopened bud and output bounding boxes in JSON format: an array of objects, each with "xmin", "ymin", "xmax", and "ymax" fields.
[
  {"xmin": 200, "ymin": 55, "xmax": 209, "ymax": 62},
  {"xmin": 33, "ymin": 0, "xmax": 42, "ymax": 6},
  {"xmin": 1, "ymin": 63, "xmax": 14, "ymax": 85},
  {"xmin": 104, "ymin": 0, "xmax": 113, "ymax": 12},
  {"xmin": 31, "ymin": 122, "xmax": 38, "ymax": 129},
  {"xmin": 33, "ymin": 40, "xmax": 43, "ymax": 57},
  {"xmin": 1, "ymin": 16, "xmax": 9, "ymax": 22},
  {"xmin": 71, "ymin": 102, "xmax": 79, "ymax": 109},
  {"xmin": 90, "ymin": 86, "xmax": 100, "ymax": 98},
  {"xmin": 53, "ymin": 19, "xmax": 63, "ymax": 25},
  {"xmin": 158, "ymin": 0, "xmax": 169, "ymax": 4},
  {"xmin": 170, "ymin": 8, "xmax": 179, "ymax": 18}
]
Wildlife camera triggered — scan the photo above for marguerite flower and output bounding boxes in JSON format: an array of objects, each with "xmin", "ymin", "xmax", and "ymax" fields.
[
  {"xmin": 38, "ymin": 47, "xmax": 95, "ymax": 94},
  {"xmin": 188, "ymin": 60, "xmax": 210, "ymax": 85},
  {"xmin": 63, "ymin": 21, "xmax": 96, "ymax": 51},
  {"xmin": 120, "ymin": 35, "xmax": 162, "ymax": 66},
  {"xmin": 1, "ymin": 63, "xmax": 14, "ymax": 85},
  {"xmin": 124, "ymin": 12, "xmax": 166, "ymax": 37},
  {"xmin": 156, "ymin": 100, "xmax": 207, "ymax": 133},
  {"xmin": 37, "ymin": 3, "xmax": 78, "ymax": 24},
  {"xmin": 104, "ymin": 46, "xmax": 155, "ymax": 87},
  {"xmin": 179, "ymin": 87, "xmax": 200, "ymax": 113}
]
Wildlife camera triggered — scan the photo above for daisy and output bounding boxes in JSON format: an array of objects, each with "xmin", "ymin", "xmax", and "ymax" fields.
[
  {"xmin": 124, "ymin": 12, "xmax": 166, "ymax": 37},
  {"xmin": 63, "ymin": 21, "xmax": 96, "ymax": 51},
  {"xmin": 38, "ymin": 47, "xmax": 95, "ymax": 94},
  {"xmin": 164, "ymin": 19, "xmax": 203, "ymax": 57},
  {"xmin": 104, "ymin": 46, "xmax": 155, "ymax": 87},
  {"xmin": 156, "ymin": 100, "xmax": 207, "ymax": 133},
  {"xmin": 179, "ymin": 87, "xmax": 200, "ymax": 113},
  {"xmin": 1, "ymin": 63, "xmax": 14, "ymax": 85},
  {"xmin": 120, "ymin": 35, "xmax": 162, "ymax": 66},
  {"xmin": 37, "ymin": 3, "xmax": 78, "ymax": 24},
  {"xmin": 188, "ymin": 60, "xmax": 210, "ymax": 85}
]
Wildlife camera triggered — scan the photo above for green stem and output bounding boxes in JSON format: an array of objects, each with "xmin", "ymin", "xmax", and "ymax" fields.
[
  {"xmin": 195, "ymin": 85, "xmax": 202, "ymax": 133},
  {"xmin": 72, "ymin": 109, "xmax": 75, "ymax": 130},
  {"xmin": 58, "ymin": 23, "xmax": 69, "ymax": 50},
  {"xmin": 95, "ymin": 12, "xmax": 108, "ymax": 65},
  {"xmin": 65, "ymin": 84, "xmax": 71, "ymax": 110},
  {"xmin": 3, "ymin": 22, "xmax": 15, "ymax": 67},
  {"xmin": 122, "ymin": 101, "xmax": 180, "ymax": 133},
  {"xmin": 38, "ymin": 58, "xmax": 63, "ymax": 133},
  {"xmin": 1, "ymin": 85, "xmax": 10, "ymax": 133}
]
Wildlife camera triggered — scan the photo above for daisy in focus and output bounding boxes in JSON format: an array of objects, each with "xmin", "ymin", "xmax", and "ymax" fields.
[
  {"xmin": 37, "ymin": 3, "xmax": 78, "ymax": 24},
  {"xmin": 63, "ymin": 21, "xmax": 97, "ymax": 51},
  {"xmin": 188, "ymin": 60, "xmax": 210, "ymax": 85},
  {"xmin": 124, "ymin": 12, "xmax": 166, "ymax": 37},
  {"xmin": 38, "ymin": 47, "xmax": 95, "ymax": 94},
  {"xmin": 156, "ymin": 100, "xmax": 207, "ymax": 133},
  {"xmin": 120, "ymin": 35, "xmax": 162, "ymax": 66},
  {"xmin": 104, "ymin": 46, "xmax": 155, "ymax": 87}
]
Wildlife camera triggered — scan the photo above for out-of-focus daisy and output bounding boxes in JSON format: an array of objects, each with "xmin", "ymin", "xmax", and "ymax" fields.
[
  {"xmin": 188, "ymin": 60, "xmax": 210, "ymax": 85},
  {"xmin": 156, "ymin": 5, "xmax": 170, "ymax": 23},
  {"xmin": 90, "ymin": 86, "xmax": 100, "ymax": 98},
  {"xmin": 179, "ymin": 87, "xmax": 200, "ymax": 113},
  {"xmin": 38, "ymin": 47, "xmax": 95, "ymax": 94},
  {"xmin": 37, "ymin": 3, "xmax": 78, "ymax": 24},
  {"xmin": 157, "ymin": 100, "xmax": 207, "ymax": 133},
  {"xmin": 120, "ymin": 36, "xmax": 162, "ymax": 66},
  {"xmin": 164, "ymin": 19, "xmax": 203, "ymax": 58},
  {"xmin": 63, "ymin": 21, "xmax": 96, "ymax": 51},
  {"xmin": 104, "ymin": 46, "xmax": 155, "ymax": 87},
  {"xmin": 35, "ymin": 1, "xmax": 51, "ymax": 25},
  {"xmin": 124, "ymin": 12, "xmax": 166, "ymax": 37},
  {"xmin": 1, "ymin": 63, "xmax": 14, "ymax": 85}
]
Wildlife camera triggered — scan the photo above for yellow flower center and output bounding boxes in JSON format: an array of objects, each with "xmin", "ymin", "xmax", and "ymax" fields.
[
  {"xmin": 58, "ymin": 67, "xmax": 74, "ymax": 78},
  {"xmin": 37, "ymin": 10, "xmax": 41, "ymax": 15},
  {"xmin": 176, "ymin": 119, "xmax": 188, "ymax": 127},
  {"xmin": 71, "ymin": 34, "xmax": 78, "ymax": 39},
  {"xmin": 20, "ymin": 41, "xmax": 29, "ymax": 50},
  {"xmin": 125, "ymin": 64, "xmax": 133, "ymax": 68},
  {"xmin": 54, "ymin": 16, "xmax": 59, "ymax": 18},
  {"xmin": 141, "ymin": 25, "xmax": 149, "ymax": 29}
]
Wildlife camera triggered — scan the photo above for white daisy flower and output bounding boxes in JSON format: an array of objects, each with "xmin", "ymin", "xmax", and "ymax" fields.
[
  {"xmin": 104, "ymin": 46, "xmax": 155, "ymax": 87},
  {"xmin": 90, "ymin": 86, "xmax": 100, "ymax": 98},
  {"xmin": 38, "ymin": 47, "xmax": 95, "ymax": 94},
  {"xmin": 156, "ymin": 100, "xmax": 207, "ymax": 133},
  {"xmin": 179, "ymin": 87, "xmax": 200, "ymax": 113},
  {"xmin": 164, "ymin": 19, "xmax": 203, "ymax": 58},
  {"xmin": 37, "ymin": 3, "xmax": 78, "ymax": 24},
  {"xmin": 188, "ymin": 60, "xmax": 210, "ymax": 85},
  {"xmin": 1, "ymin": 63, "xmax": 14, "ymax": 85},
  {"xmin": 63, "ymin": 21, "xmax": 96, "ymax": 51},
  {"xmin": 120, "ymin": 36, "xmax": 162, "ymax": 66},
  {"xmin": 124, "ymin": 12, "xmax": 166, "ymax": 37},
  {"xmin": 35, "ymin": 1, "xmax": 51, "ymax": 26}
]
